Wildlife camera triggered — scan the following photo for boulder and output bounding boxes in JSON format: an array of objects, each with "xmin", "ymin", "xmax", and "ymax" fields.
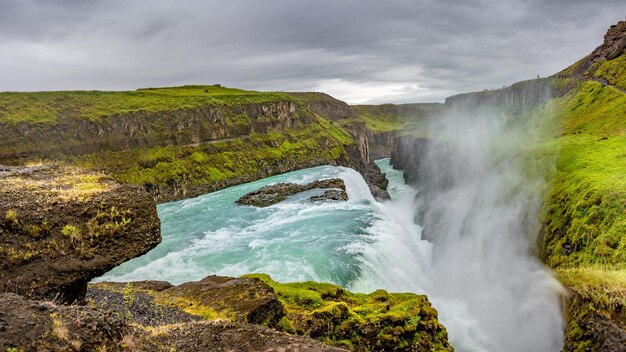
[
  {"xmin": 236, "ymin": 178, "xmax": 347, "ymax": 207},
  {"xmin": 162, "ymin": 275, "xmax": 285, "ymax": 327},
  {"xmin": 91, "ymin": 275, "xmax": 286, "ymax": 328}
]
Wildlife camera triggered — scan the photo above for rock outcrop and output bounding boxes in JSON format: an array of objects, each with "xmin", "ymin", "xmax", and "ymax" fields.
[
  {"xmin": 0, "ymin": 165, "xmax": 161, "ymax": 303},
  {"xmin": 248, "ymin": 274, "xmax": 454, "ymax": 351},
  {"xmin": 0, "ymin": 292, "xmax": 346, "ymax": 352},
  {"xmin": 561, "ymin": 285, "xmax": 626, "ymax": 352},
  {"xmin": 342, "ymin": 122, "xmax": 391, "ymax": 200},
  {"xmin": 91, "ymin": 275, "xmax": 286, "ymax": 328},
  {"xmin": 555, "ymin": 20, "xmax": 626, "ymax": 80},
  {"xmin": 444, "ymin": 78, "xmax": 553, "ymax": 113},
  {"xmin": 236, "ymin": 178, "xmax": 348, "ymax": 207},
  {"xmin": 85, "ymin": 273, "xmax": 453, "ymax": 352},
  {"xmin": 310, "ymin": 189, "xmax": 348, "ymax": 202},
  {"xmin": 0, "ymin": 87, "xmax": 391, "ymax": 204}
]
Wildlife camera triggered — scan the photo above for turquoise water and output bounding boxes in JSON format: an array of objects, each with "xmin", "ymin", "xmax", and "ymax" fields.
[{"xmin": 101, "ymin": 159, "xmax": 418, "ymax": 290}]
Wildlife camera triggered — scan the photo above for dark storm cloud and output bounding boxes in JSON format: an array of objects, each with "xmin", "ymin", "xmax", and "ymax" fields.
[{"xmin": 1, "ymin": 0, "xmax": 625, "ymax": 103}]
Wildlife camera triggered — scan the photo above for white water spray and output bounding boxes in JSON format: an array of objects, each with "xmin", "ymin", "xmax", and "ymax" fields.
[{"xmin": 352, "ymin": 103, "xmax": 565, "ymax": 351}]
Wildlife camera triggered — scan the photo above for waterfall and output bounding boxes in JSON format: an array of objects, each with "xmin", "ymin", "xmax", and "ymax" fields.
[{"xmin": 354, "ymin": 103, "xmax": 565, "ymax": 351}]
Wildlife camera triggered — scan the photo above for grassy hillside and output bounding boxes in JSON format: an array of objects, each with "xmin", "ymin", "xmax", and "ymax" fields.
[
  {"xmin": 0, "ymin": 85, "xmax": 292, "ymax": 125},
  {"xmin": 539, "ymin": 45, "xmax": 626, "ymax": 348},
  {"xmin": 542, "ymin": 80, "xmax": 626, "ymax": 269}
]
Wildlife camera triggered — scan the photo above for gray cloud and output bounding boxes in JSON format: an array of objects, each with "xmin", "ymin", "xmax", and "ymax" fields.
[{"xmin": 1, "ymin": 0, "xmax": 624, "ymax": 103}]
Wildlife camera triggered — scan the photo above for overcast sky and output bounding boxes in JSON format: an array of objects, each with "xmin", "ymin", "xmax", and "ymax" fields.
[{"xmin": 1, "ymin": 0, "xmax": 625, "ymax": 103}]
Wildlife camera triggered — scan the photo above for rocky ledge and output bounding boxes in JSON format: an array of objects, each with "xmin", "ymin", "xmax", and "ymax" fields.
[
  {"xmin": 0, "ymin": 164, "xmax": 161, "ymax": 304},
  {"xmin": 236, "ymin": 178, "xmax": 348, "ymax": 207},
  {"xmin": 0, "ymin": 273, "xmax": 453, "ymax": 351},
  {"xmin": 0, "ymin": 292, "xmax": 345, "ymax": 352},
  {"xmin": 84, "ymin": 274, "xmax": 452, "ymax": 351}
]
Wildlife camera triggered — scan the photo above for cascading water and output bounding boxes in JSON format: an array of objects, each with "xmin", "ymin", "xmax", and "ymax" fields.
[
  {"xmin": 409, "ymin": 103, "xmax": 565, "ymax": 352},
  {"xmin": 101, "ymin": 112, "xmax": 565, "ymax": 351}
]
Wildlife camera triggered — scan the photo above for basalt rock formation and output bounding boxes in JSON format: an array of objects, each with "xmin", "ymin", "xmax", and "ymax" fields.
[
  {"xmin": 555, "ymin": 20, "xmax": 626, "ymax": 82},
  {"xmin": 236, "ymin": 178, "xmax": 348, "ymax": 207}
]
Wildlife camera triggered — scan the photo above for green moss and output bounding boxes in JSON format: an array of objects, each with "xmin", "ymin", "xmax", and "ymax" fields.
[
  {"xmin": 4, "ymin": 209, "xmax": 18, "ymax": 224},
  {"xmin": 591, "ymin": 55, "xmax": 626, "ymax": 91},
  {"xmin": 540, "ymin": 81, "xmax": 626, "ymax": 268},
  {"xmin": 71, "ymin": 121, "xmax": 353, "ymax": 199},
  {"xmin": 244, "ymin": 274, "xmax": 452, "ymax": 351},
  {"xmin": 61, "ymin": 225, "xmax": 80, "ymax": 241},
  {"xmin": 557, "ymin": 267, "xmax": 626, "ymax": 321}
]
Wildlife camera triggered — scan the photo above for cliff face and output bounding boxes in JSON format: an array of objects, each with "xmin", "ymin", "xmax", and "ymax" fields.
[
  {"xmin": 0, "ymin": 86, "xmax": 389, "ymax": 202},
  {"xmin": 444, "ymin": 78, "xmax": 553, "ymax": 113},
  {"xmin": 556, "ymin": 21, "xmax": 626, "ymax": 81},
  {"xmin": 0, "ymin": 101, "xmax": 306, "ymax": 162},
  {"xmin": 350, "ymin": 102, "xmax": 444, "ymax": 159}
]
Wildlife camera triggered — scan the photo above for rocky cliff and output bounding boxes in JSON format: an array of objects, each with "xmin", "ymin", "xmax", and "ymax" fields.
[
  {"xmin": 556, "ymin": 21, "xmax": 626, "ymax": 84},
  {"xmin": 350, "ymin": 103, "xmax": 443, "ymax": 159},
  {"xmin": 444, "ymin": 78, "xmax": 554, "ymax": 113},
  {"xmin": 0, "ymin": 165, "xmax": 161, "ymax": 304},
  {"xmin": 0, "ymin": 85, "xmax": 389, "ymax": 202}
]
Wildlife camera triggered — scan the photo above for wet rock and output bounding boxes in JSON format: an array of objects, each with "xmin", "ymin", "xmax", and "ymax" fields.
[
  {"xmin": 236, "ymin": 178, "xmax": 347, "ymax": 207},
  {"xmin": 310, "ymin": 189, "xmax": 348, "ymax": 202}
]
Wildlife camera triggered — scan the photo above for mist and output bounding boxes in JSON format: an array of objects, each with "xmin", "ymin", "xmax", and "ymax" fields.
[{"xmin": 412, "ymin": 94, "xmax": 565, "ymax": 351}]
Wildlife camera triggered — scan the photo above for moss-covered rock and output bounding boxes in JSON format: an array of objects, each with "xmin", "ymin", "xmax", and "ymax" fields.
[
  {"xmin": 245, "ymin": 274, "xmax": 453, "ymax": 351},
  {"xmin": 92, "ymin": 275, "xmax": 286, "ymax": 328},
  {"xmin": 558, "ymin": 267, "xmax": 626, "ymax": 352}
]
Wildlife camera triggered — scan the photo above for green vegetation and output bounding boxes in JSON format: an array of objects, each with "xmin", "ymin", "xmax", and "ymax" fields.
[
  {"xmin": 4, "ymin": 209, "xmax": 18, "ymax": 225},
  {"xmin": 245, "ymin": 274, "xmax": 452, "ymax": 351},
  {"xmin": 534, "ymin": 74, "xmax": 626, "ymax": 349},
  {"xmin": 558, "ymin": 266, "xmax": 626, "ymax": 351},
  {"xmin": 61, "ymin": 225, "xmax": 80, "ymax": 242},
  {"xmin": 557, "ymin": 267, "xmax": 626, "ymax": 320},
  {"xmin": 6, "ymin": 347, "xmax": 25, "ymax": 352},
  {"xmin": 590, "ymin": 55, "xmax": 626, "ymax": 91},
  {"xmin": 72, "ymin": 120, "xmax": 352, "ymax": 199},
  {"xmin": 0, "ymin": 85, "xmax": 293, "ymax": 125},
  {"xmin": 540, "ymin": 81, "xmax": 626, "ymax": 268}
]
